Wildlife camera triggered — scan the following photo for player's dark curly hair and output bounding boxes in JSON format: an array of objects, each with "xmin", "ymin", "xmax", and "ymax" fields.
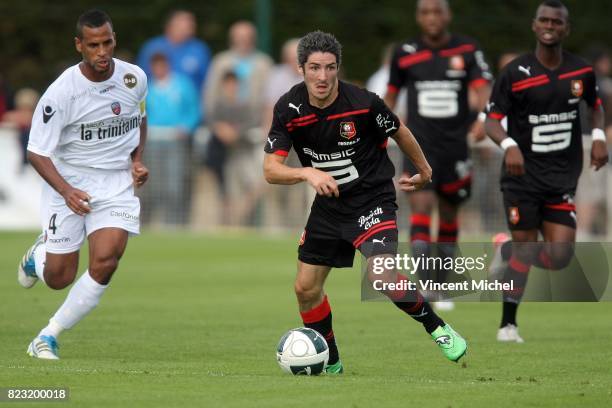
[
  {"xmin": 76, "ymin": 9, "xmax": 113, "ymax": 39},
  {"xmin": 297, "ymin": 31, "xmax": 342, "ymax": 68}
]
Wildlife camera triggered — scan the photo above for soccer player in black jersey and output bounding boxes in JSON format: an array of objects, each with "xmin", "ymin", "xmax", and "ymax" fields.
[
  {"xmin": 384, "ymin": 0, "xmax": 492, "ymax": 310},
  {"xmin": 264, "ymin": 31, "xmax": 468, "ymax": 373},
  {"xmin": 485, "ymin": 0, "xmax": 608, "ymax": 342}
]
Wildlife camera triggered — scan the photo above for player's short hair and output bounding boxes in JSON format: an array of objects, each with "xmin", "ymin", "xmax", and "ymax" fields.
[
  {"xmin": 297, "ymin": 31, "xmax": 342, "ymax": 67},
  {"xmin": 76, "ymin": 9, "xmax": 113, "ymax": 39},
  {"xmin": 537, "ymin": 0, "xmax": 569, "ymax": 20}
]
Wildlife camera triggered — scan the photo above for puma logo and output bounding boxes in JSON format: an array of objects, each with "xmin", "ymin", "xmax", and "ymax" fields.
[
  {"xmin": 385, "ymin": 124, "xmax": 398, "ymax": 134},
  {"xmin": 409, "ymin": 307, "xmax": 428, "ymax": 318},
  {"xmin": 372, "ymin": 237, "xmax": 387, "ymax": 246},
  {"xmin": 267, "ymin": 137, "xmax": 276, "ymax": 149},
  {"xmin": 518, "ymin": 65, "xmax": 532, "ymax": 76},
  {"xmin": 435, "ymin": 335, "xmax": 451, "ymax": 345},
  {"xmin": 289, "ymin": 103, "xmax": 302, "ymax": 114}
]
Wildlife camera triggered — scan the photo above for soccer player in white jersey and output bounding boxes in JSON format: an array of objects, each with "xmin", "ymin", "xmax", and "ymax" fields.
[{"xmin": 17, "ymin": 9, "xmax": 149, "ymax": 359}]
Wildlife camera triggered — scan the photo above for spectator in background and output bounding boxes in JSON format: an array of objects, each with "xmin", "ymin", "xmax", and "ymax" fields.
[
  {"xmin": 202, "ymin": 20, "xmax": 272, "ymax": 225},
  {"xmin": 208, "ymin": 71, "xmax": 261, "ymax": 225},
  {"xmin": 142, "ymin": 53, "xmax": 200, "ymax": 225},
  {"xmin": 137, "ymin": 10, "xmax": 210, "ymax": 118},
  {"xmin": 1, "ymin": 88, "xmax": 39, "ymax": 172}
]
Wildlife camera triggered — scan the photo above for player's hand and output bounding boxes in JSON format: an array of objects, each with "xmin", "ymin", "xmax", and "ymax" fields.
[
  {"xmin": 398, "ymin": 171, "xmax": 431, "ymax": 192},
  {"xmin": 304, "ymin": 168, "xmax": 339, "ymax": 197},
  {"xmin": 62, "ymin": 187, "xmax": 92, "ymax": 216},
  {"xmin": 504, "ymin": 146, "xmax": 525, "ymax": 176},
  {"xmin": 468, "ymin": 119, "xmax": 486, "ymax": 142},
  {"xmin": 132, "ymin": 161, "xmax": 149, "ymax": 188},
  {"xmin": 590, "ymin": 140, "xmax": 608, "ymax": 171}
]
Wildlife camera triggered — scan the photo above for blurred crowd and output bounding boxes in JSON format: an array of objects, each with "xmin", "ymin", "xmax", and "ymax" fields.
[{"xmin": 2, "ymin": 9, "xmax": 612, "ymax": 237}]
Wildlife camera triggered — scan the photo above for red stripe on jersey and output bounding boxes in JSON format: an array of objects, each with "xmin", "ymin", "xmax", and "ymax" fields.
[
  {"xmin": 511, "ymin": 77, "xmax": 550, "ymax": 92},
  {"xmin": 558, "ymin": 66, "xmax": 593, "ymax": 80},
  {"xmin": 353, "ymin": 221, "xmax": 397, "ymax": 248},
  {"xmin": 440, "ymin": 175, "xmax": 472, "ymax": 194},
  {"xmin": 287, "ymin": 118, "xmax": 319, "ymax": 131},
  {"xmin": 410, "ymin": 214, "xmax": 431, "ymax": 227},
  {"xmin": 595, "ymin": 97, "xmax": 603, "ymax": 109},
  {"xmin": 300, "ymin": 295, "xmax": 331, "ymax": 323},
  {"xmin": 286, "ymin": 114, "xmax": 316, "ymax": 125},
  {"xmin": 488, "ymin": 112, "xmax": 506, "ymax": 120},
  {"xmin": 411, "ymin": 232, "xmax": 431, "ymax": 242},
  {"xmin": 379, "ymin": 139, "xmax": 388, "ymax": 149},
  {"xmin": 469, "ymin": 78, "xmax": 489, "ymax": 89},
  {"xmin": 439, "ymin": 44, "xmax": 476, "ymax": 57},
  {"xmin": 387, "ymin": 84, "xmax": 399, "ymax": 94},
  {"xmin": 326, "ymin": 108, "xmax": 370, "ymax": 120},
  {"xmin": 398, "ymin": 50, "xmax": 433, "ymax": 68},
  {"xmin": 273, "ymin": 150, "xmax": 289, "ymax": 157},
  {"xmin": 545, "ymin": 203, "xmax": 576, "ymax": 212}
]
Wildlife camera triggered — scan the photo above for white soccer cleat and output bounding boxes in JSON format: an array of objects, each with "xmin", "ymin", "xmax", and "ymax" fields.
[
  {"xmin": 27, "ymin": 335, "xmax": 60, "ymax": 360},
  {"xmin": 17, "ymin": 233, "xmax": 45, "ymax": 288},
  {"xmin": 497, "ymin": 324, "xmax": 525, "ymax": 343},
  {"xmin": 433, "ymin": 300, "xmax": 455, "ymax": 311}
]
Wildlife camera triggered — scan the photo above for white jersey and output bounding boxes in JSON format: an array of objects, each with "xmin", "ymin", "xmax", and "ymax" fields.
[{"xmin": 28, "ymin": 58, "xmax": 147, "ymax": 170}]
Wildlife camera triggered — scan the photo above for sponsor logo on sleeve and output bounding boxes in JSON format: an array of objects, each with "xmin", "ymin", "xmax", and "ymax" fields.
[
  {"xmin": 123, "ymin": 73, "xmax": 137, "ymax": 89},
  {"xmin": 42, "ymin": 105, "xmax": 56, "ymax": 123}
]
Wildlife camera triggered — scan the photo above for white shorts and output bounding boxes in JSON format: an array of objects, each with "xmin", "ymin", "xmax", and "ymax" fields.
[{"xmin": 41, "ymin": 164, "xmax": 140, "ymax": 254}]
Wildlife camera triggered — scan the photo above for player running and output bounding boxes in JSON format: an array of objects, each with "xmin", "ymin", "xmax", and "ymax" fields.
[
  {"xmin": 263, "ymin": 31, "xmax": 467, "ymax": 374},
  {"xmin": 384, "ymin": 0, "xmax": 492, "ymax": 310},
  {"xmin": 17, "ymin": 9, "xmax": 149, "ymax": 359},
  {"xmin": 485, "ymin": 0, "xmax": 607, "ymax": 342}
]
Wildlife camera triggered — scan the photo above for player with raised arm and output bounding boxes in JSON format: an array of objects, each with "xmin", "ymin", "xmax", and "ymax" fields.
[
  {"xmin": 264, "ymin": 31, "xmax": 467, "ymax": 374},
  {"xmin": 485, "ymin": 0, "xmax": 607, "ymax": 342},
  {"xmin": 17, "ymin": 9, "xmax": 149, "ymax": 359},
  {"xmin": 384, "ymin": 0, "xmax": 492, "ymax": 311}
]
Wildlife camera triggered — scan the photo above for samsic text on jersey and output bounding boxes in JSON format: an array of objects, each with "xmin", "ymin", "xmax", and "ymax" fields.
[
  {"xmin": 265, "ymin": 81, "xmax": 400, "ymax": 212},
  {"xmin": 388, "ymin": 34, "xmax": 492, "ymax": 157},
  {"xmin": 486, "ymin": 51, "xmax": 602, "ymax": 193}
]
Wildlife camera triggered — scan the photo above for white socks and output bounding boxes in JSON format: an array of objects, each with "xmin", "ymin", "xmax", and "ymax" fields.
[
  {"xmin": 39, "ymin": 270, "xmax": 108, "ymax": 339},
  {"xmin": 33, "ymin": 243, "xmax": 46, "ymax": 284}
]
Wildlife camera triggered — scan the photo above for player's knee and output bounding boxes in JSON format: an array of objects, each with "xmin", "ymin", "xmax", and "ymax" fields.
[
  {"xmin": 294, "ymin": 281, "xmax": 321, "ymax": 304},
  {"xmin": 44, "ymin": 264, "xmax": 78, "ymax": 290},
  {"xmin": 549, "ymin": 250, "xmax": 574, "ymax": 269},
  {"xmin": 89, "ymin": 257, "xmax": 119, "ymax": 283}
]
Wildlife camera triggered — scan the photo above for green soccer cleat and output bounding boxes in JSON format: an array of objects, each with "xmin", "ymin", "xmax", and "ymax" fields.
[
  {"xmin": 325, "ymin": 360, "xmax": 344, "ymax": 374},
  {"xmin": 431, "ymin": 324, "xmax": 467, "ymax": 363}
]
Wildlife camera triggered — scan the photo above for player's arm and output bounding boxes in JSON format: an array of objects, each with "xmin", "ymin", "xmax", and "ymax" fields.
[
  {"xmin": 27, "ymin": 151, "xmax": 91, "ymax": 216},
  {"xmin": 263, "ymin": 154, "xmax": 339, "ymax": 198},
  {"xmin": 384, "ymin": 46, "xmax": 403, "ymax": 111},
  {"xmin": 391, "ymin": 123, "xmax": 432, "ymax": 191},
  {"xmin": 590, "ymin": 103, "xmax": 608, "ymax": 170},
  {"xmin": 384, "ymin": 89, "xmax": 398, "ymax": 111},
  {"xmin": 485, "ymin": 116, "xmax": 524, "ymax": 176},
  {"xmin": 130, "ymin": 116, "xmax": 149, "ymax": 187},
  {"xmin": 468, "ymin": 83, "xmax": 492, "ymax": 141}
]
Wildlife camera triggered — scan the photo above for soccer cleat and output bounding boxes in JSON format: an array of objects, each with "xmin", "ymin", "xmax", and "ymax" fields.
[
  {"xmin": 433, "ymin": 300, "xmax": 455, "ymax": 311},
  {"xmin": 497, "ymin": 324, "xmax": 524, "ymax": 343},
  {"xmin": 17, "ymin": 233, "xmax": 45, "ymax": 288},
  {"xmin": 489, "ymin": 232, "xmax": 511, "ymax": 282},
  {"xmin": 431, "ymin": 324, "xmax": 467, "ymax": 362},
  {"xmin": 27, "ymin": 335, "xmax": 59, "ymax": 360},
  {"xmin": 325, "ymin": 360, "xmax": 344, "ymax": 374}
]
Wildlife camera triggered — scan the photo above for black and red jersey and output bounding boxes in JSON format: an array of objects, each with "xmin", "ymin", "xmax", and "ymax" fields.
[
  {"xmin": 388, "ymin": 34, "xmax": 492, "ymax": 157},
  {"xmin": 486, "ymin": 51, "xmax": 602, "ymax": 193},
  {"xmin": 265, "ymin": 81, "xmax": 400, "ymax": 214}
]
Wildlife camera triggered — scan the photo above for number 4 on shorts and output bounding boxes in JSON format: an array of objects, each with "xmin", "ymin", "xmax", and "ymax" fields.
[{"xmin": 48, "ymin": 213, "xmax": 58, "ymax": 235}]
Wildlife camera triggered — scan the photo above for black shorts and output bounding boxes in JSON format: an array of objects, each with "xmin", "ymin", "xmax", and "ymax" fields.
[
  {"xmin": 298, "ymin": 199, "xmax": 399, "ymax": 268},
  {"xmin": 404, "ymin": 153, "xmax": 472, "ymax": 205},
  {"xmin": 503, "ymin": 189, "xmax": 576, "ymax": 230}
]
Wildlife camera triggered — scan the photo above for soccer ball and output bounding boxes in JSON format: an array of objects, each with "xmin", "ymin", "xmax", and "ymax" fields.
[{"xmin": 276, "ymin": 327, "xmax": 329, "ymax": 375}]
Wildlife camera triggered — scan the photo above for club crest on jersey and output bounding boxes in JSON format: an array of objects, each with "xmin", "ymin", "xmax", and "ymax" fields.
[
  {"xmin": 123, "ymin": 73, "xmax": 137, "ymax": 89},
  {"xmin": 449, "ymin": 55, "xmax": 465, "ymax": 70},
  {"xmin": 111, "ymin": 101, "xmax": 121, "ymax": 115},
  {"xmin": 509, "ymin": 207, "xmax": 520, "ymax": 225},
  {"xmin": 340, "ymin": 122, "xmax": 357, "ymax": 139},
  {"xmin": 571, "ymin": 80, "xmax": 583, "ymax": 97}
]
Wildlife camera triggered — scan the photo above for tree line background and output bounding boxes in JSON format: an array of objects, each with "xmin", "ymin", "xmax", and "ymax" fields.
[{"xmin": 1, "ymin": 0, "xmax": 610, "ymax": 92}]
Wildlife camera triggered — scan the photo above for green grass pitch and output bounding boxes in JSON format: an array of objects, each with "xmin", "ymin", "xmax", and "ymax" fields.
[{"xmin": 1, "ymin": 231, "xmax": 611, "ymax": 407}]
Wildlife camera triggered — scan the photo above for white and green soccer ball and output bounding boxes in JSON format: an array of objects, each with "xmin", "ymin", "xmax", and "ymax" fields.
[{"xmin": 276, "ymin": 328, "xmax": 329, "ymax": 375}]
